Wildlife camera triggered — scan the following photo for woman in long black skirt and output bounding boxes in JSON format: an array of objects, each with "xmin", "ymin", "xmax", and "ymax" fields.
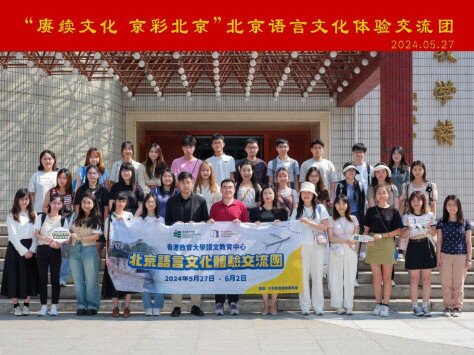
[{"xmin": 1, "ymin": 188, "xmax": 39, "ymax": 316}]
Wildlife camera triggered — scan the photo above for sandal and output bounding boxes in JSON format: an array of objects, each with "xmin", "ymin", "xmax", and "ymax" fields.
[{"xmin": 261, "ymin": 304, "xmax": 270, "ymax": 315}]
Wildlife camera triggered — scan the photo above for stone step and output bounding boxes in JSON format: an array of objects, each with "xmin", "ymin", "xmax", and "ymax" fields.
[
  {"xmin": 3, "ymin": 270, "xmax": 473, "ymax": 285},
  {"xmin": 1, "ymin": 298, "xmax": 474, "ymax": 314},
  {"xmin": 2, "ymin": 282, "xmax": 473, "ymax": 299}
]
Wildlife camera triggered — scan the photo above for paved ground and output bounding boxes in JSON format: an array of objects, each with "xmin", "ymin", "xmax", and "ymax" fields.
[{"xmin": 0, "ymin": 311, "xmax": 473, "ymax": 354}]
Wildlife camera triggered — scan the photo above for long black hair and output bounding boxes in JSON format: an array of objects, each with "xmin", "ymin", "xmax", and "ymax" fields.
[
  {"xmin": 371, "ymin": 163, "xmax": 393, "ymax": 188},
  {"xmin": 38, "ymin": 150, "xmax": 58, "ymax": 171},
  {"xmin": 144, "ymin": 143, "xmax": 167, "ymax": 180},
  {"xmin": 158, "ymin": 168, "xmax": 177, "ymax": 195},
  {"xmin": 409, "ymin": 160, "xmax": 427, "ymax": 182},
  {"xmin": 305, "ymin": 167, "xmax": 327, "ymax": 196},
  {"xmin": 295, "ymin": 191, "xmax": 318, "ymax": 219},
  {"xmin": 258, "ymin": 185, "xmax": 278, "ymax": 209},
  {"xmin": 84, "ymin": 165, "xmax": 101, "ymax": 187},
  {"xmin": 10, "ymin": 188, "xmax": 36, "ymax": 223},
  {"xmin": 442, "ymin": 195, "xmax": 464, "ymax": 224},
  {"xmin": 332, "ymin": 195, "xmax": 352, "ymax": 221},
  {"xmin": 388, "ymin": 145, "xmax": 409, "ymax": 173},
  {"xmin": 55, "ymin": 168, "xmax": 73, "ymax": 195},
  {"xmin": 73, "ymin": 193, "xmax": 102, "ymax": 229},
  {"xmin": 118, "ymin": 162, "xmax": 138, "ymax": 192},
  {"xmin": 235, "ymin": 159, "xmax": 261, "ymax": 204},
  {"xmin": 141, "ymin": 194, "xmax": 160, "ymax": 219},
  {"xmin": 47, "ymin": 193, "xmax": 64, "ymax": 215}
]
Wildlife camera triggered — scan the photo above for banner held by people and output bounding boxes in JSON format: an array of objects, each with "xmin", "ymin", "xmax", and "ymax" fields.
[{"xmin": 108, "ymin": 220, "xmax": 303, "ymax": 294}]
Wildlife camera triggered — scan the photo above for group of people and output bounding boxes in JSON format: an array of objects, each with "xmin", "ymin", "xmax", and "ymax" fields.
[{"xmin": 1, "ymin": 133, "xmax": 471, "ymax": 319}]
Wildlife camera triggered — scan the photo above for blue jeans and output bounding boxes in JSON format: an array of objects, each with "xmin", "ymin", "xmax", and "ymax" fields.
[
  {"xmin": 59, "ymin": 257, "xmax": 70, "ymax": 284},
  {"xmin": 70, "ymin": 243, "xmax": 100, "ymax": 310},
  {"xmin": 142, "ymin": 292, "xmax": 164, "ymax": 309},
  {"xmin": 141, "ymin": 270, "xmax": 164, "ymax": 309}
]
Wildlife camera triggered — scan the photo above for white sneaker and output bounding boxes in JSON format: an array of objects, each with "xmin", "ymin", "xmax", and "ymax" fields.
[
  {"xmin": 421, "ymin": 302, "xmax": 431, "ymax": 317},
  {"xmin": 372, "ymin": 304, "xmax": 382, "ymax": 316},
  {"xmin": 354, "ymin": 280, "xmax": 360, "ymax": 287},
  {"xmin": 22, "ymin": 305, "xmax": 30, "ymax": 316},
  {"xmin": 345, "ymin": 308, "xmax": 354, "ymax": 315},
  {"xmin": 39, "ymin": 305, "xmax": 48, "ymax": 316},
  {"xmin": 412, "ymin": 303, "xmax": 424, "ymax": 317},
  {"xmin": 152, "ymin": 308, "xmax": 161, "ymax": 316},
  {"xmin": 336, "ymin": 307, "xmax": 345, "ymax": 315},
  {"xmin": 230, "ymin": 302, "xmax": 239, "ymax": 316},
  {"xmin": 359, "ymin": 251, "xmax": 366, "ymax": 261},
  {"xmin": 215, "ymin": 303, "xmax": 224, "ymax": 316},
  {"xmin": 380, "ymin": 305, "xmax": 389, "ymax": 317},
  {"xmin": 145, "ymin": 308, "xmax": 153, "ymax": 316},
  {"xmin": 50, "ymin": 304, "xmax": 58, "ymax": 316},
  {"xmin": 442, "ymin": 308, "xmax": 451, "ymax": 317},
  {"xmin": 13, "ymin": 306, "xmax": 22, "ymax": 316}
]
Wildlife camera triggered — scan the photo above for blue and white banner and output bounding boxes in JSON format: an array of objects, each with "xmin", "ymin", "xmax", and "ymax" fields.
[{"xmin": 108, "ymin": 219, "xmax": 303, "ymax": 294}]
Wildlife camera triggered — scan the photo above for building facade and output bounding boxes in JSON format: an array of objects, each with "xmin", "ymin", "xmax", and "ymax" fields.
[{"xmin": 0, "ymin": 51, "xmax": 472, "ymax": 218}]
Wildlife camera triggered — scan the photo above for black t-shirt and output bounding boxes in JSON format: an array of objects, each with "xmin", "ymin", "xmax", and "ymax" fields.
[
  {"xmin": 109, "ymin": 183, "xmax": 144, "ymax": 215},
  {"xmin": 73, "ymin": 184, "xmax": 109, "ymax": 220},
  {"xmin": 364, "ymin": 206, "xmax": 404, "ymax": 233},
  {"xmin": 249, "ymin": 206, "xmax": 289, "ymax": 223}
]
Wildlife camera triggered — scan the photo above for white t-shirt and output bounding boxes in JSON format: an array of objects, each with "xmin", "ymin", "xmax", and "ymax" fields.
[
  {"xmin": 402, "ymin": 212, "xmax": 435, "ymax": 239},
  {"xmin": 299, "ymin": 158, "xmax": 337, "ymax": 189},
  {"xmin": 28, "ymin": 171, "xmax": 58, "ymax": 212},
  {"xmin": 206, "ymin": 154, "xmax": 236, "ymax": 185},
  {"xmin": 290, "ymin": 204, "xmax": 330, "ymax": 244},
  {"xmin": 104, "ymin": 211, "xmax": 134, "ymax": 238},
  {"xmin": 329, "ymin": 216, "xmax": 359, "ymax": 241},
  {"xmin": 33, "ymin": 214, "xmax": 69, "ymax": 246},
  {"xmin": 354, "ymin": 162, "xmax": 373, "ymax": 194},
  {"xmin": 109, "ymin": 159, "xmax": 143, "ymax": 184}
]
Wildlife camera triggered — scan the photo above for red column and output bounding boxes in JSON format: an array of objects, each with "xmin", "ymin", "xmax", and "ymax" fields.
[{"xmin": 380, "ymin": 52, "xmax": 413, "ymax": 163}]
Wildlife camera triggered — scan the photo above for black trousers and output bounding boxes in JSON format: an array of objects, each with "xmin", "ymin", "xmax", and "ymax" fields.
[
  {"xmin": 36, "ymin": 245, "xmax": 61, "ymax": 305},
  {"xmin": 215, "ymin": 294, "xmax": 239, "ymax": 304}
]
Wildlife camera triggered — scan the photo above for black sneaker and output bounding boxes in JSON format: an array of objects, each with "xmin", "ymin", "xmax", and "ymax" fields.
[
  {"xmin": 76, "ymin": 308, "xmax": 87, "ymax": 316},
  {"xmin": 87, "ymin": 309, "xmax": 98, "ymax": 316},
  {"xmin": 170, "ymin": 307, "xmax": 181, "ymax": 317},
  {"xmin": 190, "ymin": 305, "xmax": 205, "ymax": 317}
]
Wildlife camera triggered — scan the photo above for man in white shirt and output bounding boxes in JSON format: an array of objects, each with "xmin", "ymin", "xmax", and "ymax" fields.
[
  {"xmin": 205, "ymin": 133, "xmax": 235, "ymax": 185},
  {"xmin": 299, "ymin": 139, "xmax": 337, "ymax": 203},
  {"xmin": 352, "ymin": 142, "xmax": 373, "ymax": 194}
]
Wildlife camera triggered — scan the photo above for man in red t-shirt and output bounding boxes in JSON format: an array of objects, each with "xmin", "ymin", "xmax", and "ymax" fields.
[{"xmin": 209, "ymin": 179, "xmax": 249, "ymax": 316}]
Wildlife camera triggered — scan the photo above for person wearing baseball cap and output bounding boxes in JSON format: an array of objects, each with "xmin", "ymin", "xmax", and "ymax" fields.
[{"xmin": 290, "ymin": 181, "xmax": 330, "ymax": 316}]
